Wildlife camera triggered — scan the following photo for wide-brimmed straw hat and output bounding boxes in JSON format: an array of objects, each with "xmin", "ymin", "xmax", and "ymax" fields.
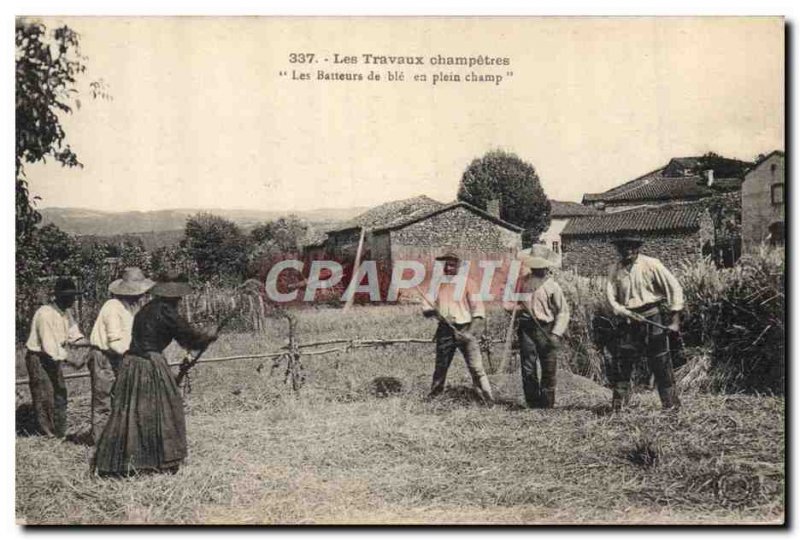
[
  {"xmin": 519, "ymin": 254, "xmax": 554, "ymax": 270},
  {"xmin": 610, "ymin": 235, "xmax": 644, "ymax": 247},
  {"xmin": 108, "ymin": 267, "xmax": 155, "ymax": 296},
  {"xmin": 53, "ymin": 277, "xmax": 82, "ymax": 297},
  {"xmin": 150, "ymin": 272, "xmax": 194, "ymax": 298},
  {"xmin": 435, "ymin": 251, "xmax": 460, "ymax": 261}
]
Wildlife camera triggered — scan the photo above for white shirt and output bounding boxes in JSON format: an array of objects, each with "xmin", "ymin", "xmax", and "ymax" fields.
[
  {"xmin": 90, "ymin": 298, "xmax": 136, "ymax": 355},
  {"xmin": 25, "ymin": 304, "xmax": 85, "ymax": 361},
  {"xmin": 504, "ymin": 275, "xmax": 570, "ymax": 337},
  {"xmin": 606, "ymin": 254, "xmax": 684, "ymax": 315},
  {"xmin": 424, "ymin": 280, "xmax": 485, "ymax": 325}
]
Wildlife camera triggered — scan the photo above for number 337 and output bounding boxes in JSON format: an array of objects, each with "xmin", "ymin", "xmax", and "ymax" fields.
[{"xmin": 289, "ymin": 53, "xmax": 315, "ymax": 63}]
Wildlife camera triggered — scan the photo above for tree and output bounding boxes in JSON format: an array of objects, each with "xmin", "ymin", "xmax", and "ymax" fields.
[
  {"xmin": 182, "ymin": 213, "xmax": 250, "ymax": 282},
  {"xmin": 250, "ymin": 215, "xmax": 310, "ymax": 253},
  {"xmin": 457, "ymin": 150, "xmax": 551, "ymax": 244},
  {"xmin": 689, "ymin": 152, "xmax": 753, "ymax": 179},
  {"xmin": 17, "ymin": 20, "xmax": 86, "ymax": 242}
]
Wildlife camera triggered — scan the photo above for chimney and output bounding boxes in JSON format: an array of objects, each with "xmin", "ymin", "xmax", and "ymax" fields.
[
  {"xmin": 705, "ymin": 169, "xmax": 714, "ymax": 187},
  {"xmin": 486, "ymin": 199, "xmax": 501, "ymax": 218}
]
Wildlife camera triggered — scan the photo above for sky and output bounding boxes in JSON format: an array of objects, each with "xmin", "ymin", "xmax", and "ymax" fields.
[{"xmin": 24, "ymin": 16, "xmax": 784, "ymax": 213}]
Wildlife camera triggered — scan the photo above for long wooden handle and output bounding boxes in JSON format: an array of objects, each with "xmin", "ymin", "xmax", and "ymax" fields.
[
  {"xmin": 497, "ymin": 305, "xmax": 518, "ymax": 374},
  {"xmin": 627, "ymin": 312, "xmax": 676, "ymax": 333},
  {"xmin": 414, "ymin": 285, "xmax": 459, "ymax": 334}
]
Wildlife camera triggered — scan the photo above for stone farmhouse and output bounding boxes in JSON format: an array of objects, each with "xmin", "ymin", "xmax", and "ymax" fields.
[
  {"xmin": 561, "ymin": 203, "xmax": 714, "ymax": 275},
  {"xmin": 567, "ymin": 154, "xmax": 755, "ymax": 274},
  {"xmin": 306, "ymin": 194, "xmax": 523, "ymax": 277},
  {"xmin": 741, "ymin": 151, "xmax": 785, "ymax": 253}
]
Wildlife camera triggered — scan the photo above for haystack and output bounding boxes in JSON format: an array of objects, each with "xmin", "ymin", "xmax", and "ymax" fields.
[{"xmin": 491, "ymin": 369, "xmax": 610, "ymax": 404}]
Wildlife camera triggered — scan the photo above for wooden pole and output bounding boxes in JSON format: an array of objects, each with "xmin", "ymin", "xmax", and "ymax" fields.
[
  {"xmin": 343, "ymin": 227, "xmax": 367, "ymax": 312},
  {"xmin": 497, "ymin": 305, "xmax": 519, "ymax": 374}
]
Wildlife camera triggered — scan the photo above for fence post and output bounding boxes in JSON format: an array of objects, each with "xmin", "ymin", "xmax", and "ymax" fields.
[{"xmin": 284, "ymin": 312, "xmax": 305, "ymax": 391}]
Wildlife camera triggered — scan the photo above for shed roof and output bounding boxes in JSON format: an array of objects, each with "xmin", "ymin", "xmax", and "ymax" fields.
[
  {"xmin": 372, "ymin": 200, "xmax": 524, "ymax": 234},
  {"xmin": 561, "ymin": 205, "xmax": 706, "ymax": 237},
  {"xmin": 549, "ymin": 200, "xmax": 601, "ymax": 218},
  {"xmin": 328, "ymin": 195, "xmax": 446, "ymax": 233}
]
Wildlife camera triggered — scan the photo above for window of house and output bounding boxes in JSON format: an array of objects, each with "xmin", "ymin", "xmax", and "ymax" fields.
[
  {"xmin": 552, "ymin": 241, "xmax": 560, "ymax": 254},
  {"xmin": 771, "ymin": 183, "xmax": 784, "ymax": 205}
]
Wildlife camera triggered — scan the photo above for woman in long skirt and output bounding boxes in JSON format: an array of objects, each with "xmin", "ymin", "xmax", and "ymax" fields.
[{"xmin": 93, "ymin": 275, "xmax": 216, "ymax": 476}]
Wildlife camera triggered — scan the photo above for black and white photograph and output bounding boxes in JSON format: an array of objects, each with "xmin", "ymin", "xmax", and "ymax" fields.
[{"xmin": 13, "ymin": 15, "xmax": 785, "ymax": 525}]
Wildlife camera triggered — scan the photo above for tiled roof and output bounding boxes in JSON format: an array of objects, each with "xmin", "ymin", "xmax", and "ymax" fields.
[
  {"xmin": 583, "ymin": 167, "xmax": 664, "ymax": 203},
  {"xmin": 561, "ymin": 205, "xmax": 705, "ymax": 237},
  {"xmin": 372, "ymin": 200, "xmax": 523, "ymax": 233},
  {"xmin": 329, "ymin": 195, "xmax": 446, "ymax": 233},
  {"xmin": 583, "ymin": 172, "xmax": 742, "ymax": 204},
  {"xmin": 583, "ymin": 154, "xmax": 752, "ymax": 205},
  {"xmin": 550, "ymin": 200, "xmax": 601, "ymax": 218}
]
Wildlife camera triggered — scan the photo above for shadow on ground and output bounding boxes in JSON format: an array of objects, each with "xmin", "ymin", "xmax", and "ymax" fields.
[{"xmin": 16, "ymin": 403, "xmax": 40, "ymax": 436}]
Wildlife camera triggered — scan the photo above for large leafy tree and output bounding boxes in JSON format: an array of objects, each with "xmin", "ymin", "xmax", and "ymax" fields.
[
  {"xmin": 16, "ymin": 20, "xmax": 88, "ymax": 241},
  {"xmin": 182, "ymin": 213, "xmax": 250, "ymax": 282},
  {"xmin": 250, "ymin": 215, "xmax": 310, "ymax": 253},
  {"xmin": 457, "ymin": 150, "xmax": 551, "ymax": 244}
]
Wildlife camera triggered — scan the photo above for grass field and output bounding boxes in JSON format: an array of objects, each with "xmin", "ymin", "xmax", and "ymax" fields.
[{"xmin": 15, "ymin": 305, "xmax": 784, "ymax": 525}]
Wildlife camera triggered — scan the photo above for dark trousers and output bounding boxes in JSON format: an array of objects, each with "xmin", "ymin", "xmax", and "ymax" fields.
[
  {"xmin": 518, "ymin": 319, "xmax": 561, "ymax": 408},
  {"xmin": 25, "ymin": 351, "xmax": 67, "ymax": 437},
  {"xmin": 89, "ymin": 348, "xmax": 122, "ymax": 444},
  {"xmin": 431, "ymin": 322, "xmax": 493, "ymax": 401},
  {"xmin": 609, "ymin": 308, "xmax": 680, "ymax": 410}
]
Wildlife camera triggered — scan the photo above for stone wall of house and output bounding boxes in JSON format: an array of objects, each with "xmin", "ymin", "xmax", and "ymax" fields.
[
  {"xmin": 562, "ymin": 227, "xmax": 711, "ymax": 276},
  {"xmin": 742, "ymin": 153, "xmax": 785, "ymax": 252}
]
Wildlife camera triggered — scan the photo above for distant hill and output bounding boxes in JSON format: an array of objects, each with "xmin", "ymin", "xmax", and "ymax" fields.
[{"xmin": 39, "ymin": 206, "xmax": 369, "ymax": 237}]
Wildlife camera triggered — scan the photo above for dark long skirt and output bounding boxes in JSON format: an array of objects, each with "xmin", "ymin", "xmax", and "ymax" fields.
[{"xmin": 93, "ymin": 351, "xmax": 186, "ymax": 476}]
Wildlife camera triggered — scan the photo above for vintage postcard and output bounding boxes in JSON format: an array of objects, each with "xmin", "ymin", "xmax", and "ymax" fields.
[{"xmin": 14, "ymin": 16, "xmax": 784, "ymax": 525}]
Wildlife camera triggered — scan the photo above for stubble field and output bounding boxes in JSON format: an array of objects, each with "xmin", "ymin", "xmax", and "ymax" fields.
[{"xmin": 15, "ymin": 305, "xmax": 784, "ymax": 525}]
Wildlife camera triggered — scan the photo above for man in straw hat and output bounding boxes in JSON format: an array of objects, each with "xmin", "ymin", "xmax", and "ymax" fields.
[
  {"xmin": 422, "ymin": 251, "xmax": 494, "ymax": 403},
  {"xmin": 606, "ymin": 235, "xmax": 684, "ymax": 411},
  {"xmin": 87, "ymin": 267, "xmax": 155, "ymax": 444},
  {"xmin": 24, "ymin": 277, "xmax": 90, "ymax": 437},
  {"xmin": 503, "ymin": 253, "xmax": 570, "ymax": 408}
]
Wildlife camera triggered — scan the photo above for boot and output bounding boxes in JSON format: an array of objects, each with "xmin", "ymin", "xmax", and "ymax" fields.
[
  {"xmin": 612, "ymin": 382, "xmax": 631, "ymax": 411},
  {"xmin": 658, "ymin": 386, "xmax": 681, "ymax": 410},
  {"xmin": 540, "ymin": 387, "xmax": 556, "ymax": 409}
]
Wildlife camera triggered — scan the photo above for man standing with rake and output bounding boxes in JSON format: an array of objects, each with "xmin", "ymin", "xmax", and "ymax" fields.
[{"xmin": 606, "ymin": 236, "xmax": 684, "ymax": 411}]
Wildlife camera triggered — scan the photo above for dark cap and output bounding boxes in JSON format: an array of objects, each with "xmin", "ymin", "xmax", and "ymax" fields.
[
  {"xmin": 610, "ymin": 236, "xmax": 644, "ymax": 247},
  {"xmin": 150, "ymin": 272, "xmax": 194, "ymax": 298},
  {"xmin": 53, "ymin": 277, "xmax": 82, "ymax": 297},
  {"xmin": 435, "ymin": 251, "xmax": 460, "ymax": 261}
]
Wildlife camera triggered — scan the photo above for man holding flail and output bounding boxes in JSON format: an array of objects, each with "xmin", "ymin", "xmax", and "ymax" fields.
[
  {"xmin": 606, "ymin": 236, "xmax": 684, "ymax": 411},
  {"xmin": 422, "ymin": 251, "xmax": 494, "ymax": 404}
]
